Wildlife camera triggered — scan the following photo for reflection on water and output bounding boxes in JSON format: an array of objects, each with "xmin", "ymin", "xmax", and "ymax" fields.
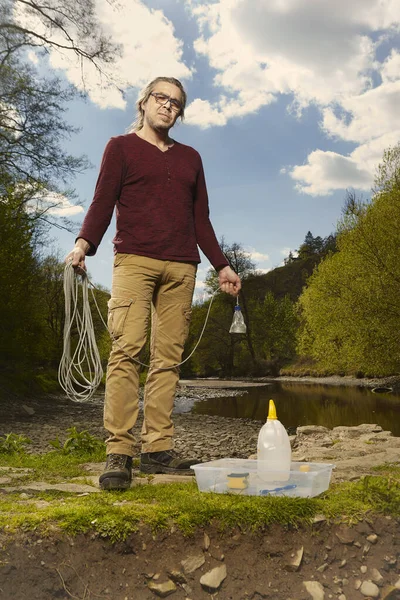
[{"xmin": 191, "ymin": 382, "xmax": 400, "ymax": 437}]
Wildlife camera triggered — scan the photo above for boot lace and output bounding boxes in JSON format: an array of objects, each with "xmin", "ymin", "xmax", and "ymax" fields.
[{"xmin": 107, "ymin": 454, "xmax": 127, "ymax": 469}]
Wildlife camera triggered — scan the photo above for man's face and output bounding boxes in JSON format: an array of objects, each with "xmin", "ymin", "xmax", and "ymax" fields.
[{"xmin": 142, "ymin": 82, "xmax": 183, "ymax": 132}]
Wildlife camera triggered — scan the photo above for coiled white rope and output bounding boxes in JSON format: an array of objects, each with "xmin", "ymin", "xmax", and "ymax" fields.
[
  {"xmin": 58, "ymin": 262, "xmax": 218, "ymax": 402},
  {"xmin": 58, "ymin": 263, "xmax": 104, "ymax": 402}
]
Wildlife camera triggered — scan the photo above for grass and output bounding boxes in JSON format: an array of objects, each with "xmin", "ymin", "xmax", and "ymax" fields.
[{"xmin": 1, "ymin": 447, "xmax": 399, "ymax": 542}]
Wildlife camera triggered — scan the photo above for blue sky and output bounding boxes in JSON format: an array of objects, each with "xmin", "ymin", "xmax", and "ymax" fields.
[{"xmin": 20, "ymin": 0, "xmax": 400, "ymax": 298}]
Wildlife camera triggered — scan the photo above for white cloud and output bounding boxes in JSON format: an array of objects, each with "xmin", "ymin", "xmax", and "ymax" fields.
[
  {"xmin": 280, "ymin": 247, "xmax": 298, "ymax": 258},
  {"xmin": 290, "ymin": 150, "xmax": 372, "ymax": 196},
  {"xmin": 381, "ymin": 49, "xmax": 400, "ymax": 82},
  {"xmin": 321, "ymin": 80, "xmax": 400, "ymax": 144},
  {"xmin": 25, "ymin": 189, "xmax": 84, "ymax": 216},
  {"xmin": 246, "ymin": 249, "xmax": 269, "ymax": 263},
  {"xmin": 14, "ymin": 0, "xmax": 192, "ymax": 109},
  {"xmin": 187, "ymin": 0, "xmax": 400, "ymax": 194}
]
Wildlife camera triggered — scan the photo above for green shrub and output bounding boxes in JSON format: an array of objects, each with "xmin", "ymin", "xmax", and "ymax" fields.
[
  {"xmin": 49, "ymin": 427, "xmax": 105, "ymax": 455},
  {"xmin": 0, "ymin": 433, "xmax": 31, "ymax": 454}
]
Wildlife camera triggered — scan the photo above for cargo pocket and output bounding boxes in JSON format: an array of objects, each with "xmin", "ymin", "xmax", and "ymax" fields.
[
  {"xmin": 107, "ymin": 298, "xmax": 135, "ymax": 339},
  {"xmin": 182, "ymin": 307, "xmax": 192, "ymax": 343}
]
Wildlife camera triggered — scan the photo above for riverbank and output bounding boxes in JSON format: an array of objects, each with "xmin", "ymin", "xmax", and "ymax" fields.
[
  {"xmin": 1, "ymin": 380, "xmax": 400, "ymax": 599},
  {"xmin": 1, "ymin": 381, "xmax": 399, "ymax": 483}
]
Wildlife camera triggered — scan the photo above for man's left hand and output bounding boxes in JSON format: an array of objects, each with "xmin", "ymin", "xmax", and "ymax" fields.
[{"xmin": 218, "ymin": 266, "xmax": 241, "ymax": 296}]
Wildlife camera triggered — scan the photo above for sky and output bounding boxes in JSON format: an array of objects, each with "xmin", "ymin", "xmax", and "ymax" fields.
[{"xmin": 18, "ymin": 0, "xmax": 400, "ymax": 299}]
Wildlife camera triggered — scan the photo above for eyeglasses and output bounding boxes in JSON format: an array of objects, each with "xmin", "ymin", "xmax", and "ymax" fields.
[{"xmin": 150, "ymin": 92, "xmax": 182, "ymax": 113}]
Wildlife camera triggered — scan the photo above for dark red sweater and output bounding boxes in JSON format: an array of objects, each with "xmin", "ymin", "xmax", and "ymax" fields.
[{"xmin": 78, "ymin": 133, "xmax": 229, "ymax": 270}]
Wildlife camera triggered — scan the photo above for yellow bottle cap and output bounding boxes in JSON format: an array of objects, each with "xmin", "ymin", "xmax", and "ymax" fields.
[{"xmin": 267, "ymin": 399, "xmax": 278, "ymax": 420}]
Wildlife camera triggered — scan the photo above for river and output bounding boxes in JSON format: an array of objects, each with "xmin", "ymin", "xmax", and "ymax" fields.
[{"xmin": 189, "ymin": 381, "xmax": 400, "ymax": 437}]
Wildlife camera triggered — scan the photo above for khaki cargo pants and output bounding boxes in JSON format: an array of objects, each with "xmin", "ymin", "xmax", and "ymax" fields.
[{"xmin": 104, "ymin": 253, "xmax": 196, "ymax": 456}]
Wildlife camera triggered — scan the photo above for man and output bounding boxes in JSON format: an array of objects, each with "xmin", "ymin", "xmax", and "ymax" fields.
[{"xmin": 66, "ymin": 76, "xmax": 241, "ymax": 491}]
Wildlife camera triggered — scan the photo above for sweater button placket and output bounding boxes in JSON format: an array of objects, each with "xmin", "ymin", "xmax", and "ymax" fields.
[{"xmin": 164, "ymin": 153, "xmax": 171, "ymax": 185}]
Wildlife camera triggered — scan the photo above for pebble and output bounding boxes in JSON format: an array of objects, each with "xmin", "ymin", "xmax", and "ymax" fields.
[
  {"xmin": 360, "ymin": 566, "xmax": 368, "ymax": 574},
  {"xmin": 285, "ymin": 547, "xmax": 303, "ymax": 572},
  {"xmin": 200, "ymin": 565, "xmax": 227, "ymax": 593},
  {"xmin": 303, "ymin": 580, "xmax": 325, "ymax": 600},
  {"xmin": 203, "ymin": 532, "xmax": 210, "ymax": 551},
  {"xmin": 367, "ymin": 534, "xmax": 378, "ymax": 544},
  {"xmin": 181, "ymin": 554, "xmax": 205, "ymax": 574},
  {"xmin": 371, "ymin": 568, "xmax": 384, "ymax": 585},
  {"xmin": 360, "ymin": 580, "xmax": 380, "ymax": 598},
  {"xmin": 335, "ymin": 526, "xmax": 355, "ymax": 545},
  {"xmin": 147, "ymin": 580, "xmax": 177, "ymax": 597},
  {"xmin": 167, "ymin": 570, "xmax": 186, "ymax": 585}
]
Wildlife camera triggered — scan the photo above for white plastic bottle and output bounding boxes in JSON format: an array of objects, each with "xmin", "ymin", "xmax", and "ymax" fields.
[{"xmin": 257, "ymin": 399, "xmax": 292, "ymax": 483}]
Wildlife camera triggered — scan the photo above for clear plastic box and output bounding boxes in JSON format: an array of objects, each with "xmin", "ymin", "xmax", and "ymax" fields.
[{"xmin": 191, "ymin": 459, "xmax": 334, "ymax": 497}]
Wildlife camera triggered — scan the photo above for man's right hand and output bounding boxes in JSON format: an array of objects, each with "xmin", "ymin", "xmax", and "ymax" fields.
[{"xmin": 65, "ymin": 239, "xmax": 90, "ymax": 273}]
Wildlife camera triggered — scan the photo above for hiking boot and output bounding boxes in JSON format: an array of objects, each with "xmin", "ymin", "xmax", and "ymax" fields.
[
  {"xmin": 140, "ymin": 450, "xmax": 196, "ymax": 475},
  {"xmin": 99, "ymin": 454, "xmax": 133, "ymax": 490}
]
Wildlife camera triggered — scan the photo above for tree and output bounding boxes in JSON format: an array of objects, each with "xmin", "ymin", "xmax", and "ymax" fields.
[
  {"xmin": 373, "ymin": 144, "xmax": 400, "ymax": 195},
  {"xmin": 0, "ymin": 0, "xmax": 120, "ymax": 223},
  {"xmin": 0, "ymin": 177, "xmax": 44, "ymax": 365},
  {"xmin": 1, "ymin": 0, "xmax": 119, "ymax": 72},
  {"xmin": 0, "ymin": 59, "xmax": 90, "ymax": 200},
  {"xmin": 252, "ymin": 292, "xmax": 298, "ymax": 365},
  {"xmin": 297, "ymin": 148, "xmax": 400, "ymax": 376}
]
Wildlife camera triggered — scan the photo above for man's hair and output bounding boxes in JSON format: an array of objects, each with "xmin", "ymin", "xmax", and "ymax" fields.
[{"xmin": 128, "ymin": 77, "xmax": 187, "ymax": 132}]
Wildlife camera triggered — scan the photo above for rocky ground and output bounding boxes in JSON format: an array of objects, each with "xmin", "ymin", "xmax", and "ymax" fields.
[
  {"xmin": 1, "ymin": 381, "xmax": 400, "ymax": 483},
  {"xmin": 1, "ymin": 380, "xmax": 400, "ymax": 599}
]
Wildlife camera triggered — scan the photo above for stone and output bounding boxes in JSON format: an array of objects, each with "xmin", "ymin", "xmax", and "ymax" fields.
[
  {"xmin": 371, "ymin": 568, "xmax": 384, "ymax": 585},
  {"xmin": 297, "ymin": 426, "xmax": 330, "ymax": 435},
  {"xmin": 333, "ymin": 424, "xmax": 383, "ymax": 436},
  {"xmin": 200, "ymin": 565, "xmax": 227, "ymax": 593},
  {"xmin": 395, "ymin": 578, "xmax": 400, "ymax": 590},
  {"xmin": 367, "ymin": 534, "xmax": 378, "ymax": 544},
  {"xmin": 338, "ymin": 595, "xmax": 346, "ymax": 600},
  {"xmin": 22, "ymin": 404, "xmax": 35, "ymax": 415},
  {"xmin": 147, "ymin": 580, "xmax": 177, "ymax": 597},
  {"xmin": 167, "ymin": 570, "xmax": 186, "ymax": 585},
  {"xmin": 335, "ymin": 525, "xmax": 355, "ymax": 545},
  {"xmin": 360, "ymin": 581, "xmax": 380, "ymax": 598},
  {"xmin": 360, "ymin": 566, "xmax": 367, "ymax": 574},
  {"xmin": 316, "ymin": 563, "xmax": 329, "ymax": 573},
  {"xmin": 313, "ymin": 515, "xmax": 327, "ymax": 525},
  {"xmin": 384, "ymin": 555, "xmax": 397, "ymax": 567},
  {"xmin": 181, "ymin": 554, "xmax": 205, "ymax": 574},
  {"xmin": 285, "ymin": 547, "xmax": 303, "ymax": 572},
  {"xmin": 363, "ymin": 543, "xmax": 371, "ymax": 555},
  {"xmin": 210, "ymin": 548, "xmax": 224, "ymax": 561},
  {"xmin": 203, "ymin": 532, "xmax": 210, "ymax": 551},
  {"xmin": 303, "ymin": 580, "xmax": 325, "ymax": 600}
]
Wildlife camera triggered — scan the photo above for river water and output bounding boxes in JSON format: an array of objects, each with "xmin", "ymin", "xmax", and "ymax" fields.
[{"xmin": 190, "ymin": 381, "xmax": 400, "ymax": 437}]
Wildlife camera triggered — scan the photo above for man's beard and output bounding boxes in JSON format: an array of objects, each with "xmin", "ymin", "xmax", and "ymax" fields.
[{"xmin": 148, "ymin": 113, "xmax": 172, "ymax": 132}]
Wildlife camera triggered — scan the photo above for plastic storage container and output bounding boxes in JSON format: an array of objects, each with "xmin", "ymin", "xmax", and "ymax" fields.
[
  {"xmin": 191, "ymin": 459, "xmax": 334, "ymax": 497},
  {"xmin": 257, "ymin": 399, "xmax": 291, "ymax": 483}
]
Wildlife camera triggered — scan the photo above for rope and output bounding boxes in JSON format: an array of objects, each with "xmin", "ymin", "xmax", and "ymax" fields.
[{"xmin": 58, "ymin": 261, "xmax": 219, "ymax": 402}]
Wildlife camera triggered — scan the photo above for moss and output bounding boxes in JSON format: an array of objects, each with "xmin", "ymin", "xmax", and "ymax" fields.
[{"xmin": 0, "ymin": 451, "xmax": 399, "ymax": 542}]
